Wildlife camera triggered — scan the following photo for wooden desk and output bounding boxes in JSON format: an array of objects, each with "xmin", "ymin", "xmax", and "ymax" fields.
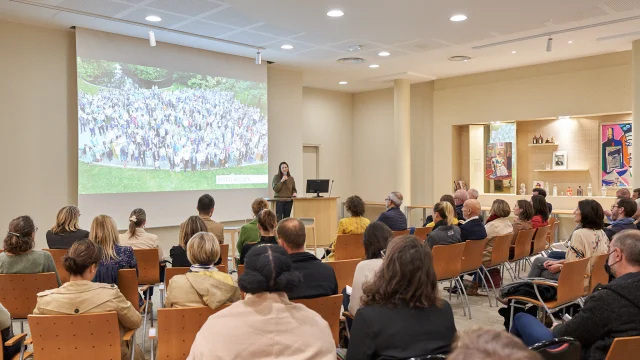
[{"xmin": 267, "ymin": 197, "xmax": 339, "ymax": 247}]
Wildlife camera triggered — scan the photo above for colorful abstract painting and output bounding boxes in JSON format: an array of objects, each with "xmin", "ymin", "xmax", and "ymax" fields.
[{"xmin": 601, "ymin": 123, "xmax": 632, "ymax": 187}]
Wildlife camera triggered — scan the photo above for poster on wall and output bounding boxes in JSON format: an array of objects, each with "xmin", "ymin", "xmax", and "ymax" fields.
[
  {"xmin": 601, "ymin": 123, "xmax": 632, "ymax": 187},
  {"xmin": 485, "ymin": 142, "xmax": 513, "ymax": 180}
]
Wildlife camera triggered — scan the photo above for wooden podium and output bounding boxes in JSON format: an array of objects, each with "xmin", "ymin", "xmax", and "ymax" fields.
[{"xmin": 266, "ymin": 197, "xmax": 339, "ymax": 247}]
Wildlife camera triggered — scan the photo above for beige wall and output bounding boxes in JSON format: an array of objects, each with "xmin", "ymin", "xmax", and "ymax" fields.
[{"xmin": 410, "ymin": 82, "xmax": 434, "ymax": 207}]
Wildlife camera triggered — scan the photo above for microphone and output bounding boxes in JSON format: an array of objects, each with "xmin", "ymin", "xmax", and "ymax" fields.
[{"xmin": 329, "ymin": 180, "xmax": 334, "ymax": 197}]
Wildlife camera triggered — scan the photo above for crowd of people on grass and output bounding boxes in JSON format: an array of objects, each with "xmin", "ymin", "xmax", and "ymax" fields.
[{"xmin": 2, "ymin": 187, "xmax": 640, "ymax": 359}]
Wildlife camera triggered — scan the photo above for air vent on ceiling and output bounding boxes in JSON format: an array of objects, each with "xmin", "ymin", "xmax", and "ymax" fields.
[
  {"xmin": 337, "ymin": 57, "xmax": 366, "ymax": 64},
  {"xmin": 449, "ymin": 55, "xmax": 471, "ymax": 62},
  {"xmin": 347, "ymin": 44, "xmax": 364, "ymax": 52}
]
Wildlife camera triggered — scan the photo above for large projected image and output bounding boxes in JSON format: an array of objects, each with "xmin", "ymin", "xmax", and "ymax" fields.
[{"xmin": 77, "ymin": 58, "xmax": 268, "ymax": 194}]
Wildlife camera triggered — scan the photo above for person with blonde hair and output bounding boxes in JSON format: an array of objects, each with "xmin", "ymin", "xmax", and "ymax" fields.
[
  {"xmin": 239, "ymin": 209, "xmax": 278, "ymax": 265},
  {"xmin": 165, "ymin": 232, "xmax": 240, "ymax": 309},
  {"xmin": 236, "ymin": 198, "xmax": 270, "ymax": 254},
  {"xmin": 171, "ymin": 216, "xmax": 207, "ymax": 267},
  {"xmin": 426, "ymin": 202, "xmax": 461, "ymax": 249},
  {"xmin": 46, "ymin": 205, "xmax": 89, "ymax": 249}
]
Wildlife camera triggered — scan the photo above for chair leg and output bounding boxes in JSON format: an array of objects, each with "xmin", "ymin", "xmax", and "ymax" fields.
[
  {"xmin": 476, "ymin": 269, "xmax": 493, "ymax": 307},
  {"xmin": 503, "ymin": 262, "xmax": 517, "ymax": 281},
  {"xmin": 448, "ymin": 279, "xmax": 453, "ymax": 302},
  {"xmin": 508, "ymin": 300, "xmax": 515, "ymax": 332},
  {"xmin": 483, "ymin": 266, "xmax": 500, "ymax": 307},
  {"xmin": 455, "ymin": 278, "xmax": 468, "ymax": 318},
  {"xmin": 142, "ymin": 289, "xmax": 150, "ymax": 351}
]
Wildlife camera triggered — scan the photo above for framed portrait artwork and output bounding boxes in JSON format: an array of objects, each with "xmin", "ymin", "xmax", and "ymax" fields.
[{"xmin": 552, "ymin": 151, "xmax": 567, "ymax": 170}]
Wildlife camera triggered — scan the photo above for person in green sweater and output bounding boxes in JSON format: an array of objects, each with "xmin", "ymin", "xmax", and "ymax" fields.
[
  {"xmin": 237, "ymin": 198, "xmax": 269, "ymax": 254},
  {"xmin": 272, "ymin": 161, "xmax": 297, "ymax": 220}
]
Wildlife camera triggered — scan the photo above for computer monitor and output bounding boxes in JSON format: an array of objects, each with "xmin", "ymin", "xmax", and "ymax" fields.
[{"xmin": 306, "ymin": 179, "xmax": 330, "ymax": 197}]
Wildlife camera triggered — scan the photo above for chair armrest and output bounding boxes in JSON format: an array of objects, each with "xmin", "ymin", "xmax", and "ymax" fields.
[
  {"xmin": 139, "ymin": 285, "xmax": 150, "ymax": 292},
  {"xmin": 342, "ymin": 311, "xmax": 354, "ymax": 320},
  {"xmin": 122, "ymin": 329, "xmax": 136, "ymax": 342},
  {"xmin": 24, "ymin": 336, "xmax": 32, "ymax": 345},
  {"xmin": 532, "ymin": 280, "xmax": 559, "ymax": 288},
  {"xmin": 4, "ymin": 333, "xmax": 27, "ymax": 347},
  {"xmin": 148, "ymin": 327, "xmax": 157, "ymax": 339}
]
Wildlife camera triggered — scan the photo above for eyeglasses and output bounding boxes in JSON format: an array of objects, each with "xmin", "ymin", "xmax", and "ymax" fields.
[{"xmin": 611, "ymin": 205, "xmax": 619, "ymax": 210}]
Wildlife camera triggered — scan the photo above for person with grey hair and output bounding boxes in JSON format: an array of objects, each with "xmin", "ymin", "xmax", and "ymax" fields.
[
  {"xmin": 467, "ymin": 188, "xmax": 479, "ymax": 200},
  {"xmin": 510, "ymin": 229, "xmax": 640, "ymax": 360},
  {"xmin": 377, "ymin": 191, "xmax": 407, "ymax": 231},
  {"xmin": 453, "ymin": 190, "xmax": 469, "ymax": 221}
]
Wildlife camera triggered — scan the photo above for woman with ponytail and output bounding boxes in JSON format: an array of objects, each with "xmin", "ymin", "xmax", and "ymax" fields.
[
  {"xmin": 187, "ymin": 244, "xmax": 336, "ymax": 360},
  {"xmin": 238, "ymin": 209, "xmax": 278, "ymax": 265},
  {"xmin": 119, "ymin": 208, "xmax": 163, "ymax": 261},
  {"xmin": 0, "ymin": 215, "xmax": 61, "ymax": 285}
]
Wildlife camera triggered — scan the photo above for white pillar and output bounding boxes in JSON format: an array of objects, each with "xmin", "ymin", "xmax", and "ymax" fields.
[
  {"xmin": 633, "ymin": 40, "xmax": 640, "ymax": 189},
  {"xmin": 394, "ymin": 79, "xmax": 411, "ymax": 205}
]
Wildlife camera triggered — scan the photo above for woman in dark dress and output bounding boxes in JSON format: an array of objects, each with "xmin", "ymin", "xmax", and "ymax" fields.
[{"xmin": 170, "ymin": 216, "xmax": 207, "ymax": 267}]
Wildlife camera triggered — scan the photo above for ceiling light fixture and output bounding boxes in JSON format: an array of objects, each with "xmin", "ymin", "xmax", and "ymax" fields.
[
  {"xmin": 369, "ymin": 64, "xmax": 380, "ymax": 68},
  {"xmin": 347, "ymin": 44, "xmax": 364, "ymax": 52},
  {"xmin": 339, "ymin": 81, "xmax": 348, "ymax": 85},
  {"xmin": 546, "ymin": 37, "xmax": 553, "ymax": 52},
  {"xmin": 450, "ymin": 14, "xmax": 467, "ymax": 22},
  {"xmin": 449, "ymin": 55, "xmax": 471, "ymax": 62},
  {"xmin": 378, "ymin": 51, "xmax": 391, "ymax": 57},
  {"xmin": 145, "ymin": 15, "xmax": 162, "ymax": 22},
  {"xmin": 327, "ymin": 9, "xmax": 344, "ymax": 17},
  {"xmin": 281, "ymin": 44, "xmax": 294, "ymax": 50},
  {"xmin": 148, "ymin": 30, "xmax": 156, "ymax": 47},
  {"xmin": 256, "ymin": 51, "xmax": 262, "ymax": 65},
  {"xmin": 568, "ymin": 40, "xmax": 573, "ymax": 44}
]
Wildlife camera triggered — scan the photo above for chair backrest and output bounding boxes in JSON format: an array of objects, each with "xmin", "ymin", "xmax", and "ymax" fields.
[
  {"xmin": 606, "ymin": 336, "xmax": 640, "ymax": 360},
  {"xmin": 0, "ymin": 273, "xmax": 59, "ymax": 318},
  {"xmin": 392, "ymin": 230, "xmax": 410, "ymax": 237},
  {"xmin": 548, "ymin": 217, "xmax": 557, "ymax": 227},
  {"xmin": 117, "ymin": 269, "xmax": 140, "ymax": 311},
  {"xmin": 589, "ymin": 253, "xmax": 610, "ymax": 293},
  {"xmin": 133, "ymin": 249, "xmax": 160, "ymax": 285},
  {"xmin": 556, "ymin": 257, "xmax": 591, "ymax": 304},
  {"xmin": 431, "ymin": 243, "xmax": 466, "ymax": 281},
  {"xmin": 512, "ymin": 229, "xmax": 536, "ymax": 261},
  {"xmin": 326, "ymin": 259, "xmax": 361, "ymax": 291},
  {"xmin": 217, "ymin": 244, "xmax": 229, "ymax": 274},
  {"xmin": 237, "ymin": 264, "xmax": 245, "ymax": 276},
  {"xmin": 487, "ymin": 233, "xmax": 514, "ymax": 267},
  {"xmin": 532, "ymin": 226, "xmax": 551, "ymax": 254},
  {"xmin": 460, "ymin": 238, "xmax": 489, "ymax": 273},
  {"xmin": 164, "ymin": 267, "xmax": 189, "ymax": 288},
  {"xmin": 43, "ymin": 249, "xmax": 71, "ymax": 284},
  {"xmin": 333, "ymin": 234, "xmax": 365, "ymax": 261},
  {"xmin": 157, "ymin": 305, "xmax": 230, "ymax": 359},
  {"xmin": 28, "ymin": 312, "xmax": 122, "ymax": 359},
  {"xmin": 292, "ymin": 294, "xmax": 343, "ymax": 345},
  {"xmin": 413, "ymin": 227, "xmax": 432, "ymax": 241}
]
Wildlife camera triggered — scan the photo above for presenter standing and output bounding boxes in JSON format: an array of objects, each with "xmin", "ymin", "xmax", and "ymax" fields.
[{"xmin": 272, "ymin": 162, "xmax": 297, "ymax": 220}]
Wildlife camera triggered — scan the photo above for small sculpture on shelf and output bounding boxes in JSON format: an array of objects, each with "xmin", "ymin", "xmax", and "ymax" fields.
[
  {"xmin": 519, "ymin": 183, "xmax": 526, "ymax": 195},
  {"xmin": 552, "ymin": 184, "xmax": 558, "ymax": 197},
  {"xmin": 567, "ymin": 186, "xmax": 573, "ymax": 196},
  {"xmin": 587, "ymin": 184, "xmax": 593, "ymax": 197},
  {"xmin": 577, "ymin": 186, "xmax": 583, "ymax": 197}
]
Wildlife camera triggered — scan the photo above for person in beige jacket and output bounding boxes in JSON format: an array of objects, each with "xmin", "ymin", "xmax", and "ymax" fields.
[
  {"xmin": 187, "ymin": 244, "xmax": 336, "ymax": 360},
  {"xmin": 33, "ymin": 239, "xmax": 143, "ymax": 360},
  {"xmin": 119, "ymin": 208, "xmax": 164, "ymax": 260},
  {"xmin": 482, "ymin": 199, "xmax": 514, "ymax": 266},
  {"xmin": 165, "ymin": 232, "xmax": 240, "ymax": 309}
]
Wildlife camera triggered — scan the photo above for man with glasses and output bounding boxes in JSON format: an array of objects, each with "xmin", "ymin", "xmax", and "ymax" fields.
[
  {"xmin": 605, "ymin": 197, "xmax": 637, "ymax": 240},
  {"xmin": 377, "ymin": 191, "xmax": 407, "ymax": 231}
]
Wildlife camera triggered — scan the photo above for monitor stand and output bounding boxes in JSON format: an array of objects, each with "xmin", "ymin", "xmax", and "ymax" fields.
[{"xmin": 314, "ymin": 192, "xmax": 324, "ymax": 198}]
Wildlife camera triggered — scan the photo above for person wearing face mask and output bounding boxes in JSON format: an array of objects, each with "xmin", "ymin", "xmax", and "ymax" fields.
[{"xmin": 509, "ymin": 230, "xmax": 640, "ymax": 360}]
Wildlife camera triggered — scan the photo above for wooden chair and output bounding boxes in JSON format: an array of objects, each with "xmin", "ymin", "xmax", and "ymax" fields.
[
  {"xmin": 28, "ymin": 312, "xmax": 136, "ymax": 360},
  {"xmin": 333, "ymin": 234, "xmax": 365, "ymax": 260},
  {"xmin": 0, "ymin": 273, "xmax": 59, "ymax": 333},
  {"xmin": 413, "ymin": 227, "xmax": 432, "ymax": 241},
  {"xmin": 459, "ymin": 238, "xmax": 492, "ymax": 311},
  {"xmin": 164, "ymin": 267, "xmax": 189, "ymax": 288},
  {"xmin": 117, "ymin": 269, "xmax": 143, "ymax": 312},
  {"xmin": 605, "ymin": 336, "xmax": 640, "ymax": 360},
  {"xmin": 149, "ymin": 305, "xmax": 230, "ymax": 360},
  {"xmin": 131, "ymin": 249, "xmax": 160, "ymax": 351},
  {"xmin": 510, "ymin": 228, "xmax": 536, "ymax": 278},
  {"xmin": 1, "ymin": 332, "xmax": 29, "ymax": 360},
  {"xmin": 292, "ymin": 294, "xmax": 343, "ymax": 346},
  {"xmin": 299, "ymin": 217, "xmax": 318, "ymax": 254},
  {"xmin": 543, "ymin": 221, "xmax": 559, "ymax": 256},
  {"xmin": 530, "ymin": 225, "xmax": 551, "ymax": 257},
  {"xmin": 217, "ymin": 244, "xmax": 229, "ymax": 274},
  {"xmin": 506, "ymin": 257, "xmax": 591, "ymax": 331},
  {"xmin": 481, "ymin": 234, "xmax": 516, "ymax": 305},
  {"xmin": 237, "ymin": 264, "xmax": 245, "ymax": 276},
  {"xmin": 432, "ymin": 243, "xmax": 469, "ymax": 317},
  {"xmin": 589, "ymin": 253, "xmax": 610, "ymax": 294},
  {"xmin": 43, "ymin": 249, "xmax": 70, "ymax": 284},
  {"xmin": 392, "ymin": 230, "xmax": 410, "ymax": 237},
  {"xmin": 326, "ymin": 259, "xmax": 361, "ymax": 291}
]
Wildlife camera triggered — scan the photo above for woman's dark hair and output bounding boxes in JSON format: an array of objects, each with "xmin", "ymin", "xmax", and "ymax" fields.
[
  {"xmin": 62, "ymin": 239, "xmax": 103, "ymax": 275},
  {"xmin": 363, "ymin": 222, "xmax": 392, "ymax": 260},
  {"xmin": 4, "ymin": 215, "xmax": 36, "ymax": 255},
  {"xmin": 256, "ymin": 209, "xmax": 277, "ymax": 233},
  {"xmin": 440, "ymin": 194, "xmax": 456, "ymax": 209},
  {"xmin": 345, "ymin": 195, "xmax": 366, "ymax": 217},
  {"xmin": 531, "ymin": 195, "xmax": 549, "ymax": 222},
  {"xmin": 238, "ymin": 244, "xmax": 302, "ymax": 294},
  {"xmin": 361, "ymin": 236, "xmax": 441, "ymax": 309},
  {"xmin": 127, "ymin": 208, "xmax": 146, "ymax": 239},
  {"xmin": 578, "ymin": 199, "xmax": 604, "ymax": 230},
  {"xmin": 277, "ymin": 161, "xmax": 291, "ymax": 178},
  {"xmin": 516, "ymin": 200, "xmax": 534, "ymax": 221}
]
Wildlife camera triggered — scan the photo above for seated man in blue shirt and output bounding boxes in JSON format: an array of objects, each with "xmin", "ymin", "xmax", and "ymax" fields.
[{"xmin": 377, "ymin": 191, "xmax": 407, "ymax": 231}]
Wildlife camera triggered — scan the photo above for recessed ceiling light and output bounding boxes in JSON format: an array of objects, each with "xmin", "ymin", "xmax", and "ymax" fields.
[
  {"xmin": 568, "ymin": 40, "xmax": 573, "ymax": 44},
  {"xmin": 327, "ymin": 9, "xmax": 344, "ymax": 17},
  {"xmin": 369, "ymin": 64, "xmax": 380, "ymax": 68},
  {"xmin": 339, "ymin": 81, "xmax": 348, "ymax": 85},
  {"xmin": 281, "ymin": 44, "xmax": 294, "ymax": 50},
  {"xmin": 145, "ymin": 15, "xmax": 162, "ymax": 22},
  {"xmin": 512, "ymin": 50, "xmax": 517, "ymax": 54},
  {"xmin": 450, "ymin": 14, "xmax": 467, "ymax": 22},
  {"xmin": 378, "ymin": 51, "xmax": 391, "ymax": 57},
  {"xmin": 449, "ymin": 55, "xmax": 472, "ymax": 62}
]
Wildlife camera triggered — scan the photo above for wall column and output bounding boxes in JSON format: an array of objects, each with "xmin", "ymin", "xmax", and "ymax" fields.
[
  {"xmin": 633, "ymin": 40, "xmax": 640, "ymax": 190},
  {"xmin": 394, "ymin": 79, "xmax": 411, "ymax": 205}
]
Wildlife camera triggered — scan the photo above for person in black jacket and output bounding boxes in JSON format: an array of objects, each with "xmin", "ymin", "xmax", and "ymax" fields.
[
  {"xmin": 377, "ymin": 191, "xmax": 407, "ymax": 231},
  {"xmin": 170, "ymin": 216, "xmax": 207, "ymax": 267},
  {"xmin": 459, "ymin": 200, "xmax": 487, "ymax": 242},
  {"xmin": 426, "ymin": 202, "xmax": 461, "ymax": 249},
  {"xmin": 46, "ymin": 205, "xmax": 90, "ymax": 249},
  {"xmin": 276, "ymin": 218, "xmax": 338, "ymax": 300},
  {"xmin": 510, "ymin": 230, "xmax": 640, "ymax": 360},
  {"xmin": 347, "ymin": 235, "xmax": 457, "ymax": 359},
  {"xmin": 605, "ymin": 197, "xmax": 637, "ymax": 240}
]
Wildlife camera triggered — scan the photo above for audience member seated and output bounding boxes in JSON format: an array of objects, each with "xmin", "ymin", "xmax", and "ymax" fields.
[
  {"xmin": 276, "ymin": 218, "xmax": 338, "ymax": 300},
  {"xmin": 46, "ymin": 205, "xmax": 89, "ymax": 249},
  {"xmin": 527, "ymin": 200, "xmax": 608, "ymax": 291},
  {"xmin": 467, "ymin": 188, "xmax": 479, "ymax": 200},
  {"xmin": 171, "ymin": 216, "xmax": 207, "ymax": 267},
  {"xmin": 119, "ymin": 208, "xmax": 163, "ymax": 260},
  {"xmin": 347, "ymin": 222, "xmax": 392, "ymax": 316},
  {"xmin": 605, "ymin": 188, "xmax": 631, "ymax": 221},
  {"xmin": 165, "ymin": 232, "xmax": 240, "ymax": 309},
  {"xmin": 511, "ymin": 230, "xmax": 640, "ymax": 360},
  {"xmin": 633, "ymin": 188, "xmax": 640, "ymax": 209},
  {"xmin": 605, "ymin": 197, "xmax": 637, "ymax": 240},
  {"xmin": 187, "ymin": 244, "xmax": 336, "ymax": 360},
  {"xmin": 239, "ymin": 209, "xmax": 278, "ymax": 265},
  {"xmin": 459, "ymin": 200, "xmax": 487, "ymax": 242},
  {"xmin": 423, "ymin": 194, "xmax": 458, "ymax": 227},
  {"xmin": 326, "ymin": 195, "xmax": 370, "ymax": 261},
  {"xmin": 33, "ymin": 239, "xmax": 143, "ymax": 360},
  {"xmin": 531, "ymin": 195, "xmax": 550, "ymax": 229},
  {"xmin": 377, "ymin": 191, "xmax": 407, "ymax": 231},
  {"xmin": 426, "ymin": 202, "xmax": 461, "ymax": 249},
  {"xmin": 236, "ymin": 198, "xmax": 269, "ymax": 255},
  {"xmin": 453, "ymin": 190, "xmax": 469, "ymax": 221},
  {"xmin": 483, "ymin": 199, "xmax": 513, "ymax": 265},
  {"xmin": 0, "ymin": 215, "xmax": 61, "ymax": 285},
  {"xmin": 532, "ymin": 187, "xmax": 553, "ymax": 214},
  {"xmin": 511, "ymin": 200, "xmax": 534, "ymax": 245},
  {"xmin": 191, "ymin": 194, "xmax": 224, "ymax": 244},
  {"xmin": 448, "ymin": 328, "xmax": 542, "ymax": 360},
  {"xmin": 347, "ymin": 236, "xmax": 456, "ymax": 359},
  {"xmin": 1, "ymin": 303, "xmax": 23, "ymax": 360}
]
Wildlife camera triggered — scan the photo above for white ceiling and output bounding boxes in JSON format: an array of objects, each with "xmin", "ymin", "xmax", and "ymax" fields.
[{"xmin": 2, "ymin": 0, "xmax": 640, "ymax": 92}]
